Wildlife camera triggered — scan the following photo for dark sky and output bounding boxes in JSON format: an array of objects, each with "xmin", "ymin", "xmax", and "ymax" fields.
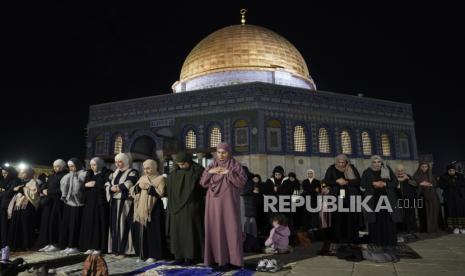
[{"xmin": 1, "ymin": 2, "xmax": 463, "ymax": 173}]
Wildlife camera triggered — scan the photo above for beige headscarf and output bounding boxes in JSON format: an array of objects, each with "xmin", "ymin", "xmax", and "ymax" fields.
[
  {"xmin": 335, "ymin": 154, "xmax": 356, "ymax": 180},
  {"xmin": 131, "ymin": 159, "xmax": 165, "ymax": 226},
  {"xmin": 7, "ymin": 169, "xmax": 39, "ymax": 219}
]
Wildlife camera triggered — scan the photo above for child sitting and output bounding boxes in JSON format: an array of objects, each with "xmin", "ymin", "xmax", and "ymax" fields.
[{"xmin": 264, "ymin": 214, "xmax": 291, "ymax": 254}]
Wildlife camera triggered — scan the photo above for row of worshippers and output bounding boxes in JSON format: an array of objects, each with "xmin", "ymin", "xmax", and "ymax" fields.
[
  {"xmin": 0, "ymin": 143, "xmax": 249, "ymax": 271},
  {"xmin": 238, "ymin": 154, "xmax": 465, "ymax": 257},
  {"xmin": 1, "ymin": 148, "xmax": 464, "ymax": 266}
]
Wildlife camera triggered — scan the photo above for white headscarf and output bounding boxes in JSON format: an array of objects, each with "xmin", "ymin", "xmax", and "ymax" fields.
[
  {"xmin": 90, "ymin": 157, "xmax": 105, "ymax": 174},
  {"xmin": 307, "ymin": 169, "xmax": 315, "ymax": 182},
  {"xmin": 53, "ymin": 159, "xmax": 67, "ymax": 171},
  {"xmin": 115, "ymin": 153, "xmax": 130, "ymax": 171}
]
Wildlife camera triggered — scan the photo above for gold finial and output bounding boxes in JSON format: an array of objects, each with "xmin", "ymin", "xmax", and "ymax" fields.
[{"xmin": 240, "ymin": 9, "xmax": 246, "ymax": 25}]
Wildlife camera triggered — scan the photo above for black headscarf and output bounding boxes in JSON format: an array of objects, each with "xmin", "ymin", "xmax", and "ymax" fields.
[
  {"xmin": 173, "ymin": 152, "xmax": 192, "ymax": 164},
  {"xmin": 2, "ymin": 167, "xmax": 18, "ymax": 181},
  {"xmin": 272, "ymin": 166, "xmax": 285, "ymax": 176},
  {"xmin": 167, "ymin": 159, "xmax": 204, "ymax": 214},
  {"xmin": 68, "ymin": 158, "xmax": 84, "ymax": 171},
  {"xmin": 1, "ymin": 167, "xmax": 19, "ymax": 191},
  {"xmin": 242, "ymin": 166, "xmax": 254, "ymax": 180}
]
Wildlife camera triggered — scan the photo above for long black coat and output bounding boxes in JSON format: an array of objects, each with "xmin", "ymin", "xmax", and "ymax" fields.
[
  {"xmin": 0, "ymin": 175, "xmax": 21, "ymax": 247},
  {"xmin": 36, "ymin": 170, "xmax": 67, "ymax": 248},
  {"xmin": 397, "ymin": 176, "xmax": 418, "ymax": 232},
  {"xmin": 439, "ymin": 172, "xmax": 465, "ymax": 219},
  {"xmin": 324, "ymin": 165, "xmax": 362, "ymax": 243},
  {"xmin": 79, "ymin": 168, "xmax": 112, "ymax": 251},
  {"xmin": 324, "ymin": 164, "xmax": 361, "ymax": 199},
  {"xmin": 166, "ymin": 162, "xmax": 205, "ymax": 260},
  {"xmin": 241, "ymin": 179, "xmax": 257, "ymax": 218},
  {"xmin": 361, "ymin": 167, "xmax": 403, "ymax": 224},
  {"xmin": 299, "ymin": 178, "xmax": 320, "ymax": 229}
]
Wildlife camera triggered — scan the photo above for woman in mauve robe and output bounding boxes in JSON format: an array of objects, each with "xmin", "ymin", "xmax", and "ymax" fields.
[{"xmin": 200, "ymin": 142, "xmax": 247, "ymax": 269}]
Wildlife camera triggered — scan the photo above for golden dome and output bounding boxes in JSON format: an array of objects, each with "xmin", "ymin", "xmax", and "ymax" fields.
[{"xmin": 179, "ymin": 24, "xmax": 311, "ymax": 83}]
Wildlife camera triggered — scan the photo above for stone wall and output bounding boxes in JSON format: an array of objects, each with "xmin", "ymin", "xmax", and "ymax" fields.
[{"xmin": 235, "ymin": 154, "xmax": 419, "ymax": 181}]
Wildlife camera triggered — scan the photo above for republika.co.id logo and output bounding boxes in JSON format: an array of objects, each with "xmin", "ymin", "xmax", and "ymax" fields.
[{"xmin": 263, "ymin": 195, "xmax": 423, "ymax": 213}]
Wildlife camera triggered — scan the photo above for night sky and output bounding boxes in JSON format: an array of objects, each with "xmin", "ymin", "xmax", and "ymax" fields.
[{"xmin": 1, "ymin": 2, "xmax": 463, "ymax": 173}]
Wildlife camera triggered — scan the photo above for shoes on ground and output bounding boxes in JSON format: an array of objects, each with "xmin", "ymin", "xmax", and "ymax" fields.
[
  {"xmin": 256, "ymin": 259, "xmax": 269, "ymax": 271},
  {"xmin": 38, "ymin": 245, "xmax": 51, "ymax": 252},
  {"xmin": 45, "ymin": 245, "xmax": 60, "ymax": 252},
  {"xmin": 145, "ymin": 258, "xmax": 156, "ymax": 263},
  {"xmin": 265, "ymin": 258, "xmax": 282, "ymax": 273},
  {"xmin": 66, "ymin": 248, "xmax": 79, "ymax": 255}
]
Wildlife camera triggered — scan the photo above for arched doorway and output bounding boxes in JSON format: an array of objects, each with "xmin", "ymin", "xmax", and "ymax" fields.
[{"xmin": 131, "ymin": 135, "xmax": 157, "ymax": 159}]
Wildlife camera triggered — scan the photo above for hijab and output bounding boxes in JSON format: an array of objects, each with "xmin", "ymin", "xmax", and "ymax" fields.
[
  {"xmin": 90, "ymin": 157, "xmax": 105, "ymax": 174},
  {"xmin": 132, "ymin": 159, "xmax": 165, "ymax": 226},
  {"xmin": 115, "ymin": 153, "xmax": 131, "ymax": 171},
  {"xmin": 68, "ymin": 158, "xmax": 84, "ymax": 171},
  {"xmin": 307, "ymin": 169, "xmax": 315, "ymax": 182},
  {"xmin": 413, "ymin": 161, "xmax": 436, "ymax": 185},
  {"xmin": 202, "ymin": 142, "xmax": 246, "ymax": 196},
  {"xmin": 334, "ymin": 154, "xmax": 356, "ymax": 180},
  {"xmin": 53, "ymin": 159, "xmax": 67, "ymax": 171},
  {"xmin": 370, "ymin": 155, "xmax": 391, "ymax": 180}
]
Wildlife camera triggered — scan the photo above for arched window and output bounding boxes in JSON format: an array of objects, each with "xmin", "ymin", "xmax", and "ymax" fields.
[
  {"xmin": 294, "ymin": 125, "xmax": 307, "ymax": 152},
  {"xmin": 234, "ymin": 120, "xmax": 249, "ymax": 147},
  {"xmin": 267, "ymin": 119, "xmax": 282, "ymax": 151},
  {"xmin": 113, "ymin": 135, "xmax": 123, "ymax": 154},
  {"xmin": 318, "ymin": 128, "xmax": 330, "ymax": 153},
  {"xmin": 185, "ymin": 129, "xmax": 197, "ymax": 149},
  {"xmin": 361, "ymin": 131, "xmax": 372, "ymax": 156},
  {"xmin": 209, "ymin": 126, "xmax": 222, "ymax": 148},
  {"xmin": 341, "ymin": 130, "xmax": 352, "ymax": 154},
  {"xmin": 94, "ymin": 134, "xmax": 105, "ymax": 155},
  {"xmin": 381, "ymin": 133, "xmax": 391, "ymax": 156},
  {"xmin": 399, "ymin": 132, "xmax": 410, "ymax": 157}
]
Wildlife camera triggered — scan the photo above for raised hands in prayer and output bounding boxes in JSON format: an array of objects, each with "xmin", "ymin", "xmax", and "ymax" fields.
[
  {"xmin": 85, "ymin": 181, "xmax": 96, "ymax": 188},
  {"xmin": 372, "ymin": 181, "xmax": 386, "ymax": 189},
  {"xmin": 419, "ymin": 181, "xmax": 432, "ymax": 187},
  {"xmin": 110, "ymin": 185, "xmax": 121, "ymax": 193},
  {"xmin": 336, "ymin": 178, "xmax": 348, "ymax": 186},
  {"xmin": 208, "ymin": 166, "xmax": 229, "ymax": 175},
  {"xmin": 13, "ymin": 185, "xmax": 24, "ymax": 192},
  {"xmin": 139, "ymin": 182, "xmax": 150, "ymax": 190}
]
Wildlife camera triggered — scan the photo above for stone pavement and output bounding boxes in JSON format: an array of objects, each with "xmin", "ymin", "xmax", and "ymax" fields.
[
  {"xmin": 13, "ymin": 233, "xmax": 465, "ymax": 275},
  {"xmin": 253, "ymin": 234, "xmax": 465, "ymax": 276}
]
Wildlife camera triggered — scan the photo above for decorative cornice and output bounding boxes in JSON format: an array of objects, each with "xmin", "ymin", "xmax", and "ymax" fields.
[{"xmin": 88, "ymin": 82, "xmax": 414, "ymax": 128}]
